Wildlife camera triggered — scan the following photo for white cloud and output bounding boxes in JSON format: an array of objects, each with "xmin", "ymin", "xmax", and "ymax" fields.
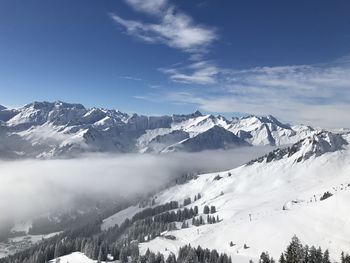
[
  {"xmin": 124, "ymin": 0, "xmax": 167, "ymax": 16},
  {"xmin": 161, "ymin": 61, "xmax": 219, "ymax": 85},
  {"xmin": 138, "ymin": 59, "xmax": 350, "ymax": 128},
  {"xmin": 110, "ymin": 1, "xmax": 217, "ymax": 55},
  {"xmin": 0, "ymin": 149, "xmax": 273, "ymax": 229},
  {"xmin": 119, "ymin": 75, "xmax": 143, "ymax": 81}
]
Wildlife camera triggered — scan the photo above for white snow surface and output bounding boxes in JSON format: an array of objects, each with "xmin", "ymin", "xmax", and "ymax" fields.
[
  {"xmin": 101, "ymin": 205, "xmax": 143, "ymax": 231},
  {"xmin": 135, "ymin": 133, "xmax": 350, "ymax": 262},
  {"xmin": 50, "ymin": 252, "xmax": 117, "ymax": 263}
]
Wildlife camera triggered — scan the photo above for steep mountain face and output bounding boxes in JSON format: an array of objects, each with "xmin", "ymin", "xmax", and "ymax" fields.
[
  {"xmin": 102, "ymin": 131, "xmax": 350, "ymax": 263},
  {"xmin": 0, "ymin": 101, "xmax": 315, "ymax": 158},
  {"xmin": 0, "ymin": 105, "xmax": 18, "ymax": 122},
  {"xmin": 163, "ymin": 125, "xmax": 250, "ymax": 152},
  {"xmin": 226, "ymin": 115, "xmax": 314, "ymax": 146}
]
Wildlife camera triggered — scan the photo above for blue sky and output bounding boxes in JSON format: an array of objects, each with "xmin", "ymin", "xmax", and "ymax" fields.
[{"xmin": 1, "ymin": 0, "xmax": 350, "ymax": 127}]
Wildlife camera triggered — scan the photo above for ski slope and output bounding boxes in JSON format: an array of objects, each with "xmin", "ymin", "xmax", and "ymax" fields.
[{"xmin": 135, "ymin": 132, "xmax": 350, "ymax": 262}]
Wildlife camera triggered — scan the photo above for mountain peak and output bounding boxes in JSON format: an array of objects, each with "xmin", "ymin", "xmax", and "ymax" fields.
[
  {"xmin": 0, "ymin": 105, "xmax": 6, "ymax": 110},
  {"xmin": 172, "ymin": 110, "xmax": 203, "ymax": 122},
  {"xmin": 248, "ymin": 131, "xmax": 348, "ymax": 165},
  {"xmin": 240, "ymin": 114, "xmax": 291, "ymax": 129},
  {"xmin": 23, "ymin": 101, "xmax": 86, "ymax": 111},
  {"xmin": 193, "ymin": 110, "xmax": 202, "ymax": 116}
]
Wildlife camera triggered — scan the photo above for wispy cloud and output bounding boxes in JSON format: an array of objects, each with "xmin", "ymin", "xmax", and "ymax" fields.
[
  {"xmin": 119, "ymin": 75, "xmax": 143, "ymax": 81},
  {"xmin": 160, "ymin": 61, "xmax": 219, "ymax": 85},
  {"xmin": 137, "ymin": 58, "xmax": 350, "ymax": 128},
  {"xmin": 110, "ymin": 0, "xmax": 217, "ymax": 56},
  {"xmin": 124, "ymin": 0, "xmax": 168, "ymax": 16}
]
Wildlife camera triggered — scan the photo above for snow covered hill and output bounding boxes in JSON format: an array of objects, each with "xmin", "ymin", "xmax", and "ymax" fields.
[
  {"xmin": 50, "ymin": 252, "xmax": 117, "ymax": 263},
  {"xmin": 0, "ymin": 101, "xmax": 315, "ymax": 158},
  {"xmin": 101, "ymin": 131, "xmax": 350, "ymax": 263}
]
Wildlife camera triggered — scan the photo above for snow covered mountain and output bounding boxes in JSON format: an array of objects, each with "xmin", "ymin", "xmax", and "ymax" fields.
[
  {"xmin": 0, "ymin": 101, "xmax": 316, "ymax": 158},
  {"xmin": 162, "ymin": 125, "xmax": 250, "ymax": 153},
  {"xmin": 0, "ymin": 105, "xmax": 18, "ymax": 122},
  {"xmin": 100, "ymin": 131, "xmax": 350, "ymax": 263}
]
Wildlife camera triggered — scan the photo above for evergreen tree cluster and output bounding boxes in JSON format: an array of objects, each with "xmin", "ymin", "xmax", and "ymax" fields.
[
  {"xmin": 194, "ymin": 193, "xmax": 202, "ymax": 202},
  {"xmin": 276, "ymin": 236, "xmax": 332, "ymax": 263},
  {"xmin": 154, "ymin": 207, "xmax": 199, "ymax": 224},
  {"xmin": 0, "ymin": 200, "xmax": 213, "ymax": 263},
  {"xmin": 320, "ymin": 191, "xmax": 333, "ymax": 201},
  {"xmin": 341, "ymin": 252, "xmax": 350, "ymax": 263},
  {"xmin": 191, "ymin": 214, "xmax": 219, "ymax": 226},
  {"xmin": 203, "ymin": 205, "xmax": 216, "ymax": 214},
  {"xmin": 132, "ymin": 201, "xmax": 179, "ymax": 222},
  {"xmin": 177, "ymin": 245, "xmax": 232, "ymax": 263},
  {"xmin": 206, "ymin": 215, "xmax": 219, "ymax": 224},
  {"xmin": 183, "ymin": 198, "xmax": 192, "ymax": 207}
]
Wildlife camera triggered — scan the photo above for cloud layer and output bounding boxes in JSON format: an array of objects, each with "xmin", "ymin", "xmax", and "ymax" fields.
[{"xmin": 0, "ymin": 147, "xmax": 273, "ymax": 231}]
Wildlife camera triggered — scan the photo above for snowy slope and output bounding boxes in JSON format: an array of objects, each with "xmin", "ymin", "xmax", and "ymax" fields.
[
  {"xmin": 101, "ymin": 205, "xmax": 143, "ymax": 231},
  {"xmin": 50, "ymin": 252, "xmax": 117, "ymax": 263},
  {"xmin": 126, "ymin": 132, "xmax": 350, "ymax": 262},
  {"xmin": 0, "ymin": 101, "xmax": 315, "ymax": 158}
]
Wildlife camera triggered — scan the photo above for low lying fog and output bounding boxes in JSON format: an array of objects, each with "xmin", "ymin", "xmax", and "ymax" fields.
[{"xmin": 0, "ymin": 147, "xmax": 274, "ymax": 231}]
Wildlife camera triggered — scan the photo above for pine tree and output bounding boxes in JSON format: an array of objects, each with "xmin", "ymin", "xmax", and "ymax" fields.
[
  {"xmin": 184, "ymin": 248, "xmax": 199, "ymax": 263},
  {"xmin": 279, "ymin": 254, "xmax": 286, "ymax": 263},
  {"xmin": 194, "ymin": 206, "xmax": 199, "ymax": 215},
  {"xmin": 260, "ymin": 252, "xmax": 275, "ymax": 263},
  {"xmin": 323, "ymin": 249, "xmax": 330, "ymax": 263},
  {"xmin": 285, "ymin": 236, "xmax": 304, "ymax": 263}
]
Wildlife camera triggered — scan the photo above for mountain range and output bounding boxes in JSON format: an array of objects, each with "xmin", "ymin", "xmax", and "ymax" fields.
[
  {"xmin": 0, "ymin": 101, "xmax": 316, "ymax": 158},
  {"xmin": 1, "ymin": 101, "xmax": 350, "ymax": 262}
]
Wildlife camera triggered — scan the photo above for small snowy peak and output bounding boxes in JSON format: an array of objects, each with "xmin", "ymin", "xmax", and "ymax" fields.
[
  {"xmin": 248, "ymin": 131, "xmax": 347, "ymax": 165},
  {"xmin": 227, "ymin": 115, "xmax": 314, "ymax": 146},
  {"xmin": 163, "ymin": 125, "xmax": 250, "ymax": 152},
  {"xmin": 297, "ymin": 131, "xmax": 348, "ymax": 160},
  {"xmin": 172, "ymin": 110, "xmax": 203, "ymax": 122},
  {"xmin": 172, "ymin": 114, "xmax": 228, "ymax": 136},
  {"xmin": 142, "ymin": 130, "xmax": 190, "ymax": 153},
  {"xmin": 260, "ymin": 115, "xmax": 292, "ymax": 130}
]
